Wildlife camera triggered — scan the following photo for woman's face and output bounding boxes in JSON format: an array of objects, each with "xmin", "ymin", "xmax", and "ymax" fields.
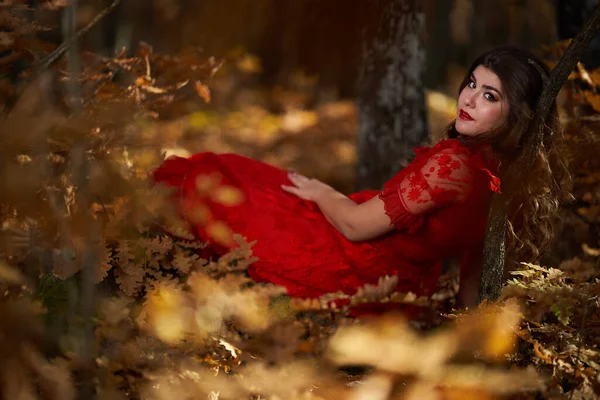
[{"xmin": 455, "ymin": 65, "xmax": 509, "ymax": 138}]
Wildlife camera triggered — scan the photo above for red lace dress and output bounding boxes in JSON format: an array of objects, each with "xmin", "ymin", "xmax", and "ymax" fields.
[{"xmin": 152, "ymin": 139, "xmax": 501, "ymax": 299}]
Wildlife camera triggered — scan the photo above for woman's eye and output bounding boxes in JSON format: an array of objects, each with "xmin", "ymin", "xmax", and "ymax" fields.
[
  {"xmin": 484, "ymin": 93, "xmax": 497, "ymax": 102},
  {"xmin": 468, "ymin": 80, "xmax": 476, "ymax": 88}
]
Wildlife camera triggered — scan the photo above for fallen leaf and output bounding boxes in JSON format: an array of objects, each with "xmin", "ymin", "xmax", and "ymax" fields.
[{"xmin": 195, "ymin": 81, "xmax": 211, "ymax": 103}]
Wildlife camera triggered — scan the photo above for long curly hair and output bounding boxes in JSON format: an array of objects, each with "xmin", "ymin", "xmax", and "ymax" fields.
[{"xmin": 447, "ymin": 45, "xmax": 572, "ymax": 266}]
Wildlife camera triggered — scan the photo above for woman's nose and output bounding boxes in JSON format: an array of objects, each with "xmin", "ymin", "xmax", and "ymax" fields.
[{"xmin": 464, "ymin": 94, "xmax": 475, "ymax": 107}]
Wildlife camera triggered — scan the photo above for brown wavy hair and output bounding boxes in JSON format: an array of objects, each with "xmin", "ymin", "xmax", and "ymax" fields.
[{"xmin": 447, "ymin": 45, "xmax": 572, "ymax": 266}]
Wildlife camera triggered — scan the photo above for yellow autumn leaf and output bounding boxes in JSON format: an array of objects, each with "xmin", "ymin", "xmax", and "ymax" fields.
[
  {"xmin": 195, "ymin": 173, "xmax": 222, "ymax": 195},
  {"xmin": 281, "ymin": 110, "xmax": 318, "ymax": 132},
  {"xmin": 582, "ymin": 243, "xmax": 600, "ymax": 257},
  {"xmin": 189, "ymin": 111, "xmax": 210, "ymax": 128},
  {"xmin": 332, "ymin": 141, "xmax": 356, "ymax": 164},
  {"xmin": 0, "ymin": 262, "xmax": 24, "ymax": 284},
  {"xmin": 236, "ymin": 53, "xmax": 262, "ymax": 74},
  {"xmin": 154, "ymin": 311, "xmax": 185, "ymax": 344},
  {"xmin": 194, "ymin": 305, "xmax": 223, "ymax": 336},
  {"xmin": 161, "ymin": 147, "xmax": 191, "ymax": 159},
  {"xmin": 133, "ymin": 149, "xmax": 160, "ymax": 169},
  {"xmin": 142, "ymin": 85, "xmax": 167, "ymax": 94},
  {"xmin": 482, "ymin": 302, "xmax": 521, "ymax": 359},
  {"xmin": 147, "ymin": 286, "xmax": 186, "ymax": 344},
  {"xmin": 206, "ymin": 221, "xmax": 234, "ymax": 247},
  {"xmin": 212, "ymin": 185, "xmax": 244, "ymax": 206},
  {"xmin": 187, "ymin": 202, "xmax": 212, "ymax": 226}
]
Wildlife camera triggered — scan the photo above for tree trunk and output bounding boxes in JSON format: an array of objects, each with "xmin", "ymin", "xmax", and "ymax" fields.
[
  {"xmin": 355, "ymin": 0, "xmax": 428, "ymax": 191},
  {"xmin": 423, "ymin": 0, "xmax": 454, "ymax": 90},
  {"xmin": 478, "ymin": 2, "xmax": 600, "ymax": 303}
]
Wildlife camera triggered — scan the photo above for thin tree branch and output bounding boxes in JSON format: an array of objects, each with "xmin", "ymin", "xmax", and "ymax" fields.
[
  {"xmin": 536, "ymin": 8, "xmax": 600, "ymax": 127},
  {"xmin": 478, "ymin": 3, "xmax": 600, "ymax": 303},
  {"xmin": 64, "ymin": 0, "xmax": 82, "ymax": 110},
  {"xmin": 36, "ymin": 0, "xmax": 122, "ymax": 72},
  {"xmin": 3, "ymin": 0, "xmax": 122, "ymax": 117}
]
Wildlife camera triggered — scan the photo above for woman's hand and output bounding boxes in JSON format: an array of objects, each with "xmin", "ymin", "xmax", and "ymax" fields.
[
  {"xmin": 281, "ymin": 172, "xmax": 335, "ymax": 202},
  {"xmin": 282, "ymin": 171, "xmax": 394, "ymax": 241}
]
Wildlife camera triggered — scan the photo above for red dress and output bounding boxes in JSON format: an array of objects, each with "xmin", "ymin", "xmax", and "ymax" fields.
[{"xmin": 152, "ymin": 139, "xmax": 501, "ymax": 299}]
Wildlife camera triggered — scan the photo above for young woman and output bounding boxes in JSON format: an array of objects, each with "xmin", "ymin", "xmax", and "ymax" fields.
[{"xmin": 153, "ymin": 46, "xmax": 570, "ymax": 307}]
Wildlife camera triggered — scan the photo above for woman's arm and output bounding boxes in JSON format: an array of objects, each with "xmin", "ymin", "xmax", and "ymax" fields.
[
  {"xmin": 315, "ymin": 190, "xmax": 394, "ymax": 241},
  {"xmin": 281, "ymin": 172, "xmax": 393, "ymax": 241},
  {"xmin": 282, "ymin": 149, "xmax": 475, "ymax": 242}
]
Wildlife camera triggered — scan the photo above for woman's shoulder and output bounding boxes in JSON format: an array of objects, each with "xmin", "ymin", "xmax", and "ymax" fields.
[
  {"xmin": 421, "ymin": 138, "xmax": 502, "ymax": 193},
  {"xmin": 408, "ymin": 138, "xmax": 470, "ymax": 162},
  {"xmin": 409, "ymin": 139, "xmax": 474, "ymax": 171}
]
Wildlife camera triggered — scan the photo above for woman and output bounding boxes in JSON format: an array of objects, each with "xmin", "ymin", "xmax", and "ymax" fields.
[{"xmin": 153, "ymin": 46, "xmax": 570, "ymax": 307}]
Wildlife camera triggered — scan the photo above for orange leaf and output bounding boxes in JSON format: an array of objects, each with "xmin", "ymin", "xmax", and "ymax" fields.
[
  {"xmin": 533, "ymin": 341, "xmax": 554, "ymax": 364},
  {"xmin": 135, "ymin": 76, "xmax": 152, "ymax": 87},
  {"xmin": 582, "ymin": 243, "xmax": 600, "ymax": 257},
  {"xmin": 194, "ymin": 81, "xmax": 211, "ymax": 103},
  {"xmin": 442, "ymin": 388, "xmax": 493, "ymax": 400}
]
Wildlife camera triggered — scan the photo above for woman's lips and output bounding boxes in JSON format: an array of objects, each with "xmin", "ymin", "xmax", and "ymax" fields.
[{"xmin": 459, "ymin": 109, "xmax": 474, "ymax": 121}]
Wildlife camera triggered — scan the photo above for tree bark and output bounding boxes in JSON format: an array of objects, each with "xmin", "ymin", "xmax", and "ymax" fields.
[
  {"xmin": 423, "ymin": 0, "xmax": 453, "ymax": 91},
  {"xmin": 478, "ymin": 3, "xmax": 600, "ymax": 303},
  {"xmin": 355, "ymin": 0, "xmax": 428, "ymax": 191}
]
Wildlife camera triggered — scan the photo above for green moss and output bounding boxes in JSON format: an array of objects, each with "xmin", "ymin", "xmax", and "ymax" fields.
[{"xmin": 35, "ymin": 273, "xmax": 79, "ymax": 332}]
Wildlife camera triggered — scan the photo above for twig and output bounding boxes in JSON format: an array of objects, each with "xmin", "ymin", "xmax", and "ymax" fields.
[
  {"xmin": 533, "ymin": 6, "xmax": 600, "ymax": 132},
  {"xmin": 478, "ymin": 4, "xmax": 600, "ymax": 303},
  {"xmin": 2, "ymin": 0, "xmax": 122, "ymax": 117},
  {"xmin": 64, "ymin": 0, "xmax": 82, "ymax": 110},
  {"xmin": 35, "ymin": 0, "xmax": 122, "ymax": 71}
]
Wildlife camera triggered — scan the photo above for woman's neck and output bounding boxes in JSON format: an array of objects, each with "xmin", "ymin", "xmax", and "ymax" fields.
[{"xmin": 457, "ymin": 134, "xmax": 491, "ymax": 148}]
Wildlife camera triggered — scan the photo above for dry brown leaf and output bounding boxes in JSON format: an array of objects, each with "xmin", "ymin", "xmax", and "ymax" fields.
[
  {"xmin": 347, "ymin": 372, "xmax": 395, "ymax": 400},
  {"xmin": 327, "ymin": 314, "xmax": 456, "ymax": 376},
  {"xmin": 350, "ymin": 275, "xmax": 399, "ymax": 305},
  {"xmin": 172, "ymin": 245, "xmax": 193, "ymax": 274},
  {"xmin": 96, "ymin": 241, "xmax": 113, "ymax": 283},
  {"xmin": 0, "ymin": 261, "xmax": 24, "ymax": 284}
]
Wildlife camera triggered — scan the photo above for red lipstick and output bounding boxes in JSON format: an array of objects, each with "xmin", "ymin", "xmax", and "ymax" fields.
[{"xmin": 459, "ymin": 109, "xmax": 474, "ymax": 121}]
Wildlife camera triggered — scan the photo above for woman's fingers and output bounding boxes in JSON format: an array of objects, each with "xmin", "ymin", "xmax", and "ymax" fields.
[
  {"xmin": 288, "ymin": 172, "xmax": 309, "ymax": 186},
  {"xmin": 283, "ymin": 172, "xmax": 316, "ymax": 201},
  {"xmin": 281, "ymin": 184, "xmax": 306, "ymax": 199}
]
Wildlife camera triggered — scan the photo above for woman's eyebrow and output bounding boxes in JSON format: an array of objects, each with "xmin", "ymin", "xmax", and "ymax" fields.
[
  {"xmin": 482, "ymin": 84, "xmax": 502, "ymax": 96},
  {"xmin": 470, "ymin": 73, "xmax": 502, "ymax": 97}
]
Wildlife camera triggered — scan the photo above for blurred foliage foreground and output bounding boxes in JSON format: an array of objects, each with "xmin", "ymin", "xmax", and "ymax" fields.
[{"xmin": 1, "ymin": 2, "xmax": 600, "ymax": 400}]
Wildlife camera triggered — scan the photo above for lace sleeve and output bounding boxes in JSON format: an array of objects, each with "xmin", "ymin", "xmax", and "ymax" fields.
[{"xmin": 379, "ymin": 149, "xmax": 474, "ymax": 231}]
